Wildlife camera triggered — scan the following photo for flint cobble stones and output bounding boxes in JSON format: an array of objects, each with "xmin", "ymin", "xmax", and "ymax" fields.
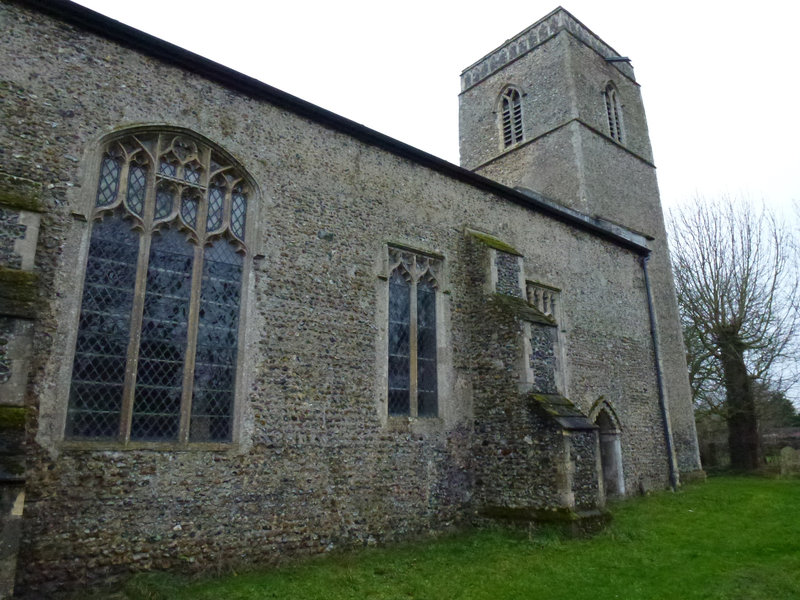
[{"xmin": 2, "ymin": 3, "xmax": 693, "ymax": 596}]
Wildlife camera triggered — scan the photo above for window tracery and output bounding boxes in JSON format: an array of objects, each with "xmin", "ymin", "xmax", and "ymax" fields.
[
  {"xmin": 66, "ymin": 131, "xmax": 252, "ymax": 444},
  {"xmin": 387, "ymin": 248, "xmax": 441, "ymax": 418}
]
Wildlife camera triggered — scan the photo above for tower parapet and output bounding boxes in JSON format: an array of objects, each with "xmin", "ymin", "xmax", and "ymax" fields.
[{"xmin": 461, "ymin": 8, "xmax": 634, "ymax": 93}]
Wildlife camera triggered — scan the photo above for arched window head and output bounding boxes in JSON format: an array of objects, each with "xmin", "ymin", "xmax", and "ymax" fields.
[
  {"xmin": 66, "ymin": 129, "xmax": 255, "ymax": 444},
  {"xmin": 500, "ymin": 87, "xmax": 524, "ymax": 148},
  {"xmin": 387, "ymin": 248, "xmax": 441, "ymax": 418},
  {"xmin": 604, "ymin": 83, "xmax": 624, "ymax": 143}
]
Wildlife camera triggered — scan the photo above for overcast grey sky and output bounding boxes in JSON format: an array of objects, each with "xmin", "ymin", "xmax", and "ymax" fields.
[{"xmin": 72, "ymin": 0, "xmax": 799, "ymax": 213}]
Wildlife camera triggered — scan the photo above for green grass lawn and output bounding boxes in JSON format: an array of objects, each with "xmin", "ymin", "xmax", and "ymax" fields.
[{"xmin": 121, "ymin": 476, "xmax": 800, "ymax": 600}]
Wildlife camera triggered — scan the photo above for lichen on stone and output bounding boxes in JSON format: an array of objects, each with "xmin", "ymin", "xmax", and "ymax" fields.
[
  {"xmin": 0, "ymin": 406, "xmax": 26, "ymax": 431},
  {"xmin": 466, "ymin": 228, "xmax": 522, "ymax": 256},
  {"xmin": 0, "ymin": 172, "xmax": 43, "ymax": 213},
  {"xmin": 488, "ymin": 293, "xmax": 555, "ymax": 326},
  {"xmin": 0, "ymin": 267, "xmax": 39, "ymax": 318}
]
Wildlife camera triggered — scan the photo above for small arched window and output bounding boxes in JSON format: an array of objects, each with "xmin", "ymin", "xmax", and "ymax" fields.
[
  {"xmin": 604, "ymin": 83, "xmax": 624, "ymax": 143},
  {"xmin": 66, "ymin": 130, "xmax": 253, "ymax": 444},
  {"xmin": 500, "ymin": 87, "xmax": 524, "ymax": 148}
]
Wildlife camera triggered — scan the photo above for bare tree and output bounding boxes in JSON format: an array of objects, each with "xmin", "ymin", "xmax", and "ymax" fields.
[{"xmin": 669, "ymin": 197, "xmax": 799, "ymax": 470}]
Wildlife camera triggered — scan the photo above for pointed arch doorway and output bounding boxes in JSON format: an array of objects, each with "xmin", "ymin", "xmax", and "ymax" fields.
[{"xmin": 594, "ymin": 405, "xmax": 625, "ymax": 498}]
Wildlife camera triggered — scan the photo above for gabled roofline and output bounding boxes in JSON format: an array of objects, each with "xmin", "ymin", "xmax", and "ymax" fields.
[{"xmin": 14, "ymin": 0, "xmax": 651, "ymax": 256}]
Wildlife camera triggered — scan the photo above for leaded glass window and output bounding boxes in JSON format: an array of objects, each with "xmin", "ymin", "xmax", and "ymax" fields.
[
  {"xmin": 388, "ymin": 269, "xmax": 411, "ymax": 415},
  {"xmin": 387, "ymin": 248, "xmax": 440, "ymax": 418},
  {"xmin": 66, "ymin": 130, "xmax": 252, "ymax": 444},
  {"xmin": 500, "ymin": 87, "xmax": 524, "ymax": 148}
]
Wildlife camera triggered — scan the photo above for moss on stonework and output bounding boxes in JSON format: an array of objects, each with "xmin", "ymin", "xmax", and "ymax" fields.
[
  {"xmin": 0, "ymin": 456, "xmax": 25, "ymax": 478},
  {"xmin": 527, "ymin": 393, "xmax": 596, "ymax": 431},
  {"xmin": 0, "ymin": 172, "xmax": 43, "ymax": 213},
  {"xmin": 466, "ymin": 229, "xmax": 522, "ymax": 256},
  {"xmin": 480, "ymin": 505, "xmax": 611, "ymax": 534},
  {"xmin": 482, "ymin": 504, "xmax": 576, "ymax": 521},
  {"xmin": 0, "ymin": 406, "xmax": 26, "ymax": 431},
  {"xmin": 0, "ymin": 407, "xmax": 27, "ymax": 479},
  {"xmin": 489, "ymin": 293, "xmax": 555, "ymax": 325},
  {"xmin": 0, "ymin": 267, "xmax": 39, "ymax": 319},
  {"xmin": 681, "ymin": 469, "xmax": 708, "ymax": 483}
]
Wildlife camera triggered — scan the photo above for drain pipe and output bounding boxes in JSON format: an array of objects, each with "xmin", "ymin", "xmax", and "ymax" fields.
[{"xmin": 641, "ymin": 254, "xmax": 679, "ymax": 491}]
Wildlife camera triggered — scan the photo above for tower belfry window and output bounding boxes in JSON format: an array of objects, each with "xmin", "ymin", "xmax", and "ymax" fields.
[
  {"xmin": 500, "ymin": 87, "xmax": 524, "ymax": 148},
  {"xmin": 604, "ymin": 83, "xmax": 623, "ymax": 143}
]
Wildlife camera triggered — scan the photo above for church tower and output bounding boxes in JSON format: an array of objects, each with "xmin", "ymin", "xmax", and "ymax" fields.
[
  {"xmin": 460, "ymin": 7, "xmax": 659, "ymax": 229},
  {"xmin": 459, "ymin": 8, "xmax": 702, "ymax": 476}
]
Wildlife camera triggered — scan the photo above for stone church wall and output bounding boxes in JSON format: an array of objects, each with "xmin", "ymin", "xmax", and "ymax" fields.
[{"xmin": 3, "ymin": 2, "xmax": 678, "ymax": 595}]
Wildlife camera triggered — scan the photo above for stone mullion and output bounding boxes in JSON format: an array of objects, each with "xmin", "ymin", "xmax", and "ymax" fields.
[
  {"xmin": 215, "ymin": 166, "xmax": 234, "ymax": 239},
  {"xmin": 229, "ymin": 242, "xmax": 250, "ymax": 443},
  {"xmin": 177, "ymin": 153, "xmax": 211, "ymax": 443},
  {"xmin": 178, "ymin": 243, "xmax": 205, "ymax": 443},
  {"xmin": 118, "ymin": 164, "xmax": 156, "ymax": 444},
  {"xmin": 155, "ymin": 133, "xmax": 167, "ymax": 169},
  {"xmin": 222, "ymin": 184, "xmax": 233, "ymax": 237},
  {"xmin": 115, "ymin": 159, "xmax": 132, "ymax": 214}
]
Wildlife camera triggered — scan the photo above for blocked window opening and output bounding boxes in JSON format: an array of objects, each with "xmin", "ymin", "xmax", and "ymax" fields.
[
  {"xmin": 495, "ymin": 250, "xmax": 523, "ymax": 297},
  {"xmin": 66, "ymin": 130, "xmax": 252, "ymax": 444}
]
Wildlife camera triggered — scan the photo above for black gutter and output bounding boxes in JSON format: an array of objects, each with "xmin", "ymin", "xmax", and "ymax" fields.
[
  {"xmin": 17, "ymin": 0, "xmax": 650, "ymax": 256},
  {"xmin": 641, "ymin": 255, "xmax": 679, "ymax": 490}
]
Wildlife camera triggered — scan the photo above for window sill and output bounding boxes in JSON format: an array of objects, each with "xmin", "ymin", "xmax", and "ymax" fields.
[
  {"xmin": 58, "ymin": 440, "xmax": 234, "ymax": 452},
  {"xmin": 386, "ymin": 415, "xmax": 443, "ymax": 434}
]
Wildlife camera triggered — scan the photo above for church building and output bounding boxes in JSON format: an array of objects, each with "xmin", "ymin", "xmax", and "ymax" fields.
[{"xmin": 0, "ymin": 1, "xmax": 702, "ymax": 596}]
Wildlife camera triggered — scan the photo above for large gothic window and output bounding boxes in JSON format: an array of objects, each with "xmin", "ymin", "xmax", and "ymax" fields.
[
  {"xmin": 500, "ymin": 87, "xmax": 524, "ymax": 148},
  {"xmin": 66, "ymin": 131, "xmax": 252, "ymax": 444},
  {"xmin": 387, "ymin": 248, "xmax": 440, "ymax": 418},
  {"xmin": 604, "ymin": 83, "xmax": 624, "ymax": 143}
]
